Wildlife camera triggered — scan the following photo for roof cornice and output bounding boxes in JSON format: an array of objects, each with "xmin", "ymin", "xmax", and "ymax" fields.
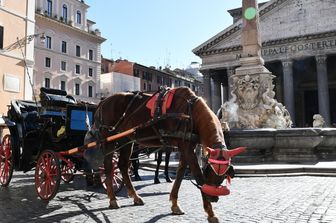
[
  {"xmin": 36, "ymin": 13, "xmax": 106, "ymax": 43},
  {"xmin": 197, "ymin": 30, "xmax": 336, "ymax": 57}
]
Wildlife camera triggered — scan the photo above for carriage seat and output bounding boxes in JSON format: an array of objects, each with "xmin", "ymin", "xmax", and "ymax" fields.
[
  {"xmin": 21, "ymin": 111, "xmax": 39, "ymax": 132},
  {"xmin": 40, "ymin": 87, "xmax": 76, "ymax": 108}
]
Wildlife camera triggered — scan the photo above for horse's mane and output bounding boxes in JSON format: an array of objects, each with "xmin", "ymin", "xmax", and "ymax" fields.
[{"xmin": 175, "ymin": 88, "xmax": 225, "ymax": 148}]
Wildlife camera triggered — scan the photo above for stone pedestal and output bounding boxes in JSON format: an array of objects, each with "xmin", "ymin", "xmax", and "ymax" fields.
[{"xmin": 219, "ymin": 0, "xmax": 292, "ymax": 129}]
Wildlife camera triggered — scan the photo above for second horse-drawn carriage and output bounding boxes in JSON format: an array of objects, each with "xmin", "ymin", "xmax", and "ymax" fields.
[{"xmin": 0, "ymin": 87, "xmax": 125, "ymax": 199}]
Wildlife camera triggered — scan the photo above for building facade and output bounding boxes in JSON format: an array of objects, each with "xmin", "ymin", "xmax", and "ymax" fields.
[
  {"xmin": 0, "ymin": 0, "xmax": 35, "ymax": 115},
  {"xmin": 34, "ymin": 0, "xmax": 105, "ymax": 103},
  {"xmin": 101, "ymin": 58, "xmax": 203, "ymax": 95},
  {"xmin": 100, "ymin": 72, "xmax": 141, "ymax": 97},
  {"xmin": 193, "ymin": 0, "xmax": 336, "ymax": 127}
]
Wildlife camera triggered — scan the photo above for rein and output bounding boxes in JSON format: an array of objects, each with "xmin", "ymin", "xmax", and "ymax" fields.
[{"xmin": 99, "ymin": 91, "xmax": 143, "ymax": 133}]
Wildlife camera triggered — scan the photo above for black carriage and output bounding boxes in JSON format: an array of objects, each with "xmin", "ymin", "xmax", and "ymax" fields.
[{"xmin": 0, "ymin": 88, "xmax": 120, "ymax": 199}]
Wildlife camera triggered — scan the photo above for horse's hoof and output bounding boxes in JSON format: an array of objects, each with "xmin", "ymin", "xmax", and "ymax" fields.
[
  {"xmin": 154, "ymin": 177, "xmax": 160, "ymax": 184},
  {"xmin": 171, "ymin": 206, "xmax": 185, "ymax": 215},
  {"xmin": 134, "ymin": 197, "xmax": 145, "ymax": 206},
  {"xmin": 208, "ymin": 216, "xmax": 219, "ymax": 223},
  {"xmin": 165, "ymin": 177, "xmax": 172, "ymax": 183},
  {"xmin": 109, "ymin": 201, "xmax": 120, "ymax": 209}
]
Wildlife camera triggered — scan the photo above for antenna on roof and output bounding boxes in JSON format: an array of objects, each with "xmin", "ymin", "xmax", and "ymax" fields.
[{"xmin": 110, "ymin": 43, "xmax": 113, "ymax": 60}]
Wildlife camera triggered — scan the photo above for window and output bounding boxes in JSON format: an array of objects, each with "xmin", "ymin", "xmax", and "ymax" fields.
[
  {"xmin": 148, "ymin": 84, "xmax": 151, "ymax": 91},
  {"xmin": 89, "ymin": 49, "xmax": 93, "ymax": 60},
  {"xmin": 61, "ymin": 61, "xmax": 66, "ymax": 71},
  {"xmin": 76, "ymin": 45, "xmax": 80, "ymax": 57},
  {"xmin": 134, "ymin": 69, "xmax": 139, "ymax": 77},
  {"xmin": 157, "ymin": 76, "xmax": 163, "ymax": 84},
  {"xmin": 45, "ymin": 36, "xmax": 51, "ymax": 49},
  {"xmin": 75, "ymin": 83, "xmax": 80, "ymax": 95},
  {"xmin": 61, "ymin": 41, "xmax": 67, "ymax": 53},
  {"xmin": 60, "ymin": 81, "xmax": 66, "ymax": 91},
  {"xmin": 47, "ymin": 0, "xmax": 52, "ymax": 17},
  {"xmin": 62, "ymin": 4, "xmax": 67, "ymax": 22},
  {"xmin": 88, "ymin": 85, "xmax": 93, "ymax": 97},
  {"xmin": 45, "ymin": 57, "xmax": 51, "ymax": 68},
  {"xmin": 144, "ymin": 82, "xmax": 146, "ymax": 91},
  {"xmin": 76, "ymin": 11, "xmax": 81, "ymax": 24},
  {"xmin": 89, "ymin": 68, "xmax": 93, "ymax": 77},
  {"xmin": 45, "ymin": 78, "xmax": 50, "ymax": 88},
  {"xmin": 143, "ymin": 72, "xmax": 152, "ymax": 81},
  {"xmin": 0, "ymin": 26, "xmax": 3, "ymax": 49},
  {"xmin": 75, "ymin": 64, "xmax": 80, "ymax": 74}
]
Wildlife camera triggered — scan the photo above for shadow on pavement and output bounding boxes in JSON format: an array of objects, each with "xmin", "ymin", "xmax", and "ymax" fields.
[{"xmin": 143, "ymin": 213, "xmax": 172, "ymax": 223}]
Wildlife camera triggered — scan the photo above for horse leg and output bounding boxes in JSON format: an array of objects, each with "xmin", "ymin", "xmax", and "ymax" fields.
[
  {"xmin": 164, "ymin": 150, "xmax": 172, "ymax": 182},
  {"xmin": 104, "ymin": 154, "xmax": 119, "ymax": 209},
  {"xmin": 132, "ymin": 151, "xmax": 142, "ymax": 181},
  {"xmin": 202, "ymin": 195, "xmax": 219, "ymax": 223},
  {"xmin": 185, "ymin": 152, "xmax": 219, "ymax": 223},
  {"xmin": 118, "ymin": 145, "xmax": 144, "ymax": 206},
  {"xmin": 170, "ymin": 157, "xmax": 187, "ymax": 215},
  {"xmin": 154, "ymin": 151, "xmax": 162, "ymax": 184}
]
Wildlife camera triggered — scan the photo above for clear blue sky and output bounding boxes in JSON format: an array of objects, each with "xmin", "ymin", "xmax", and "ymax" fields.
[{"xmin": 86, "ymin": 0, "xmax": 268, "ymax": 69}]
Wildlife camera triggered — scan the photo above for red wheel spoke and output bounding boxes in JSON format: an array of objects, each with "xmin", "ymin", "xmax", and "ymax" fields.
[
  {"xmin": 35, "ymin": 151, "xmax": 60, "ymax": 200},
  {"xmin": 0, "ymin": 135, "xmax": 13, "ymax": 186},
  {"xmin": 41, "ymin": 156, "xmax": 47, "ymax": 170}
]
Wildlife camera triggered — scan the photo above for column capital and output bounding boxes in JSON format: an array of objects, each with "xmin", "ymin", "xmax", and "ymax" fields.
[
  {"xmin": 282, "ymin": 59, "xmax": 293, "ymax": 68},
  {"xmin": 315, "ymin": 55, "xmax": 327, "ymax": 65}
]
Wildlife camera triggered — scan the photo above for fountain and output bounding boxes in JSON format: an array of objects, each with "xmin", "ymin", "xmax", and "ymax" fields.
[{"xmin": 220, "ymin": 0, "xmax": 336, "ymax": 164}]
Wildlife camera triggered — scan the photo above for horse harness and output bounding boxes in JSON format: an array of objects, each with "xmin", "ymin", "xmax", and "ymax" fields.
[
  {"xmin": 145, "ymin": 87, "xmax": 199, "ymax": 148},
  {"xmin": 93, "ymin": 87, "xmax": 199, "ymax": 154}
]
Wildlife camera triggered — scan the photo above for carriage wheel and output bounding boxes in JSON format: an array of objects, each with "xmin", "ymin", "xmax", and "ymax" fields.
[
  {"xmin": 99, "ymin": 153, "xmax": 124, "ymax": 193},
  {"xmin": 61, "ymin": 159, "xmax": 75, "ymax": 183},
  {"xmin": 35, "ymin": 150, "xmax": 61, "ymax": 200},
  {"xmin": 0, "ymin": 135, "xmax": 14, "ymax": 187}
]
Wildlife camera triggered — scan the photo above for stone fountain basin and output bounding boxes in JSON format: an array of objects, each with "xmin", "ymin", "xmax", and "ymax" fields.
[{"xmin": 225, "ymin": 128, "xmax": 336, "ymax": 164}]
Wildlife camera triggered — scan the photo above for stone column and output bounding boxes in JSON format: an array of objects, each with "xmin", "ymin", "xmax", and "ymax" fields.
[
  {"xmin": 227, "ymin": 67, "xmax": 235, "ymax": 100},
  {"xmin": 222, "ymin": 83, "xmax": 228, "ymax": 103},
  {"xmin": 282, "ymin": 59, "xmax": 295, "ymax": 125},
  {"xmin": 316, "ymin": 55, "xmax": 330, "ymax": 125},
  {"xmin": 212, "ymin": 74, "xmax": 222, "ymax": 113},
  {"xmin": 201, "ymin": 70, "xmax": 212, "ymax": 108}
]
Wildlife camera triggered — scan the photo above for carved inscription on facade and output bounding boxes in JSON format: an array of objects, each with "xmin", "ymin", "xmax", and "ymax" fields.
[{"xmin": 262, "ymin": 39, "xmax": 336, "ymax": 56}]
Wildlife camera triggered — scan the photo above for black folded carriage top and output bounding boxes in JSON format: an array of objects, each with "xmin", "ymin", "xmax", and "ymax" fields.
[{"xmin": 40, "ymin": 87, "xmax": 76, "ymax": 107}]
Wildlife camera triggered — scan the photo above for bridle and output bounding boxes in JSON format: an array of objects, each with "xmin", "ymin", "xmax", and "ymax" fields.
[{"xmin": 190, "ymin": 145, "xmax": 245, "ymax": 197}]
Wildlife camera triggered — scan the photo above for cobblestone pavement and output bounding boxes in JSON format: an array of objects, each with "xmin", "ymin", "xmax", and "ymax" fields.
[{"xmin": 1, "ymin": 169, "xmax": 336, "ymax": 223}]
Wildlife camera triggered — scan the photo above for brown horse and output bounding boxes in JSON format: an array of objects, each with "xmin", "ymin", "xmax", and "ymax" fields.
[{"xmin": 86, "ymin": 87, "xmax": 244, "ymax": 223}]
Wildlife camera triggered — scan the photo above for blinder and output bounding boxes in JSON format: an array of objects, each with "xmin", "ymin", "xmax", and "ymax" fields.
[{"xmin": 201, "ymin": 146, "xmax": 246, "ymax": 197}]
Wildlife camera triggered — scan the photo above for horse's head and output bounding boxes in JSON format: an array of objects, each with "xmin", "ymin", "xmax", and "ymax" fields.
[{"xmin": 201, "ymin": 146, "xmax": 246, "ymax": 202}]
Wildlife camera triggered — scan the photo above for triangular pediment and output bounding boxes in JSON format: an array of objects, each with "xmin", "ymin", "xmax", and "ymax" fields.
[
  {"xmin": 193, "ymin": 0, "xmax": 336, "ymax": 56},
  {"xmin": 72, "ymin": 77, "xmax": 82, "ymax": 83}
]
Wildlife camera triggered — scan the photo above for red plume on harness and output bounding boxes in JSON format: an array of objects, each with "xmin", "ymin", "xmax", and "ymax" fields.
[{"xmin": 201, "ymin": 147, "xmax": 246, "ymax": 197}]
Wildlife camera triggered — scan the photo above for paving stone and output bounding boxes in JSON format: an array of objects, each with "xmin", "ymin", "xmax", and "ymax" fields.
[{"xmin": 2, "ymin": 170, "xmax": 336, "ymax": 222}]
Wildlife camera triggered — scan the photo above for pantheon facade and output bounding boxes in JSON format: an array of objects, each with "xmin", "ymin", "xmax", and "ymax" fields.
[{"xmin": 193, "ymin": 0, "xmax": 336, "ymax": 127}]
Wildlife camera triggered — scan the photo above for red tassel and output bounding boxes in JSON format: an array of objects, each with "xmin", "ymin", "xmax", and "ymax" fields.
[{"xmin": 226, "ymin": 147, "xmax": 246, "ymax": 158}]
